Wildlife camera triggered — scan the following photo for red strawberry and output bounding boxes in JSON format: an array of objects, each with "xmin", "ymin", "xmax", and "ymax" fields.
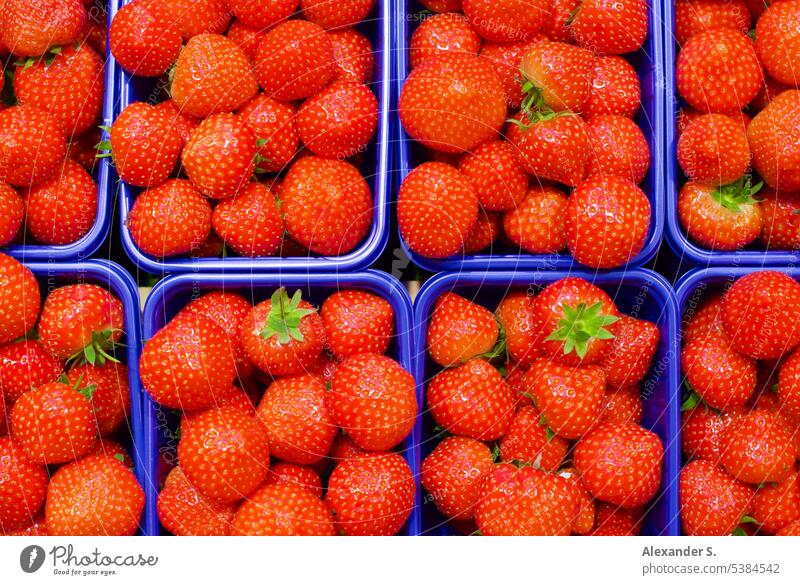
[
  {"xmin": 128, "ymin": 179, "xmax": 212, "ymax": 258},
  {"xmin": 502, "ymin": 185, "xmax": 569, "ymax": 255},
  {"xmin": 475, "ymin": 463, "xmax": 579, "ymax": 536},
  {"xmin": 0, "ymin": 437, "xmax": 48, "ymax": 534},
  {"xmin": 297, "ymin": 81, "xmax": 378, "ymax": 159},
  {"xmin": 566, "ymin": 174, "xmax": 651, "ymax": 268},
  {"xmin": 46, "ymin": 454, "xmax": 144, "ymax": 536},
  {"xmin": 212, "ymin": 182, "xmax": 283, "ymax": 257},
  {"xmin": 543, "ymin": 0, "xmax": 580, "ymax": 41},
  {"xmin": 171, "ymin": 34, "xmax": 259, "ymax": 119},
  {"xmin": 503, "ymin": 360, "xmax": 531, "ymax": 406},
  {"xmin": 574, "ymin": 421, "xmax": 663, "ymax": 508},
  {"xmin": 678, "ymin": 113, "xmax": 750, "ymax": 186},
  {"xmin": 329, "ymin": 28, "xmax": 375, "ymax": 84},
  {"xmin": 157, "ymin": 466, "xmax": 235, "ymax": 536},
  {"xmin": 463, "ymin": 0, "xmax": 548, "ymax": 42},
  {"xmin": 590, "ymin": 502, "xmax": 644, "ymax": 535},
  {"xmin": 180, "ymin": 386, "xmax": 255, "ymax": 429},
  {"xmin": 237, "ymin": 94, "xmax": 299, "ymax": 174},
  {"xmin": 600, "ymin": 315, "xmax": 659, "ymax": 388},
  {"xmin": 600, "ymin": 384, "xmax": 644, "ymax": 424},
  {"xmin": 427, "ymin": 359, "xmax": 515, "ymax": 440},
  {"xmin": 421, "ymin": 436, "xmax": 493, "ymax": 521},
  {"xmin": 232, "ymin": 483, "xmax": 334, "ymax": 536},
  {"xmin": 479, "ymin": 38, "xmax": 546, "ymax": 109},
  {"xmin": 760, "ymin": 188, "xmax": 800, "ymax": 250},
  {"xmin": 409, "ymin": 12, "xmax": 481, "ymax": 69},
  {"xmin": 226, "ymin": 19, "xmax": 265, "ymax": 63},
  {"xmin": 674, "ymin": 0, "xmax": 751, "ymax": 46},
  {"xmin": 162, "ymin": 0, "xmax": 230, "ymax": 40},
  {"xmin": 320, "ymin": 290, "xmax": 394, "ymax": 359},
  {"xmin": 90, "ymin": 438, "xmax": 134, "ymax": 468},
  {"xmin": 684, "ymin": 293, "xmax": 725, "ymax": 342},
  {"xmin": 0, "ymin": 340, "xmax": 63, "ymax": 403},
  {"xmin": 495, "ymin": 291, "xmax": 540, "ymax": 368},
  {"xmin": 301, "ymin": 0, "xmax": 374, "ymax": 29},
  {"xmin": 226, "ymin": 0, "xmax": 299, "ymax": 29},
  {"xmin": 463, "ymin": 209, "xmax": 501, "ymax": 253},
  {"xmin": 681, "ymin": 332, "xmax": 756, "ymax": 410},
  {"xmin": 681, "ymin": 404, "xmax": 741, "ymax": 461},
  {"xmin": 0, "ymin": 105, "xmax": 67, "ymax": 187},
  {"xmin": 0, "ymin": 254, "xmax": 40, "ymax": 344},
  {"xmin": 498, "ymin": 404, "xmax": 570, "ymax": 471},
  {"xmin": 570, "ymin": 0, "xmax": 647, "ymax": 55},
  {"xmin": 779, "ymin": 349, "xmax": 800, "ymax": 421},
  {"xmin": 587, "ymin": 114, "xmax": 650, "ymax": 183},
  {"xmin": 755, "ymin": 1, "xmax": 800, "ymax": 87},
  {"xmin": 458, "ymin": 140, "xmax": 528, "ymax": 212},
  {"xmin": 327, "ymin": 432, "xmax": 365, "ymax": 463},
  {"xmin": 109, "ymin": 0, "xmax": 181, "ymax": 77},
  {"xmin": 1, "ymin": 0, "xmax": 86, "ymax": 58},
  {"xmin": 751, "ymin": 74, "xmax": 790, "ymax": 112},
  {"xmin": 0, "ymin": 183, "xmax": 23, "ymax": 246},
  {"xmin": 66, "ymin": 362, "xmax": 130, "ymax": 437},
  {"xmin": 281, "ymin": 157, "xmax": 373, "ymax": 255},
  {"xmin": 680, "ymin": 459, "xmax": 753, "ymax": 536},
  {"xmin": 779, "ymin": 519, "xmax": 800, "ymax": 535},
  {"xmin": 752, "ymin": 469, "xmax": 800, "ymax": 535},
  {"xmin": 748, "ymin": 90, "xmax": 800, "ymax": 192},
  {"xmin": 154, "ymin": 99, "xmax": 200, "ymax": 146},
  {"xmin": 520, "ymin": 41, "xmax": 596, "ymax": 113},
  {"xmin": 67, "ymin": 128, "xmax": 103, "ymax": 170},
  {"xmin": 584, "ymin": 55, "xmax": 641, "ymax": 119},
  {"xmin": 427, "ymin": 292, "xmax": 498, "ymax": 367},
  {"xmin": 254, "ymin": 20, "xmax": 335, "ymax": 102},
  {"xmin": 263, "ymin": 462, "xmax": 323, "ymax": 499},
  {"xmin": 719, "ymin": 410, "xmax": 795, "ymax": 484},
  {"xmin": 558, "ymin": 467, "xmax": 595, "ymax": 535},
  {"xmin": 419, "ymin": 0, "xmax": 462, "ymax": 10},
  {"xmin": 325, "ymin": 452, "xmax": 414, "ymax": 536}
]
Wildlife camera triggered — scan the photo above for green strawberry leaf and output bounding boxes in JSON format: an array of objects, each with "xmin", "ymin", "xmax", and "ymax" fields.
[
  {"xmin": 260, "ymin": 288, "xmax": 315, "ymax": 345},
  {"xmin": 545, "ymin": 301, "xmax": 619, "ymax": 359}
]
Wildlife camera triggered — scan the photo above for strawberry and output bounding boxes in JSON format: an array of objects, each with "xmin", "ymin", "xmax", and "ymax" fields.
[
  {"xmin": 590, "ymin": 502, "xmax": 644, "ymax": 535},
  {"xmin": 66, "ymin": 362, "xmax": 130, "ymax": 437},
  {"xmin": 301, "ymin": 0, "xmax": 374, "ymax": 29},
  {"xmin": 398, "ymin": 162, "xmax": 478, "ymax": 258},
  {"xmin": 600, "ymin": 384, "xmax": 644, "ymax": 424},
  {"xmin": 0, "ymin": 437, "xmax": 48, "ymax": 534},
  {"xmin": 676, "ymin": 29, "xmax": 761, "ymax": 114},
  {"xmin": 296, "ymin": 81, "xmax": 378, "ymax": 159},
  {"xmin": 570, "ymin": 0, "xmax": 647, "ymax": 55},
  {"xmin": 498, "ymin": 404, "xmax": 570, "ymax": 471},
  {"xmin": 419, "ymin": 0, "xmax": 462, "ymax": 11},
  {"xmin": 109, "ymin": 0, "xmax": 181, "ymax": 77},
  {"xmin": 458, "ymin": 141, "xmax": 528, "ymax": 212},
  {"xmin": 157, "ymin": 466, "xmax": 236, "ymax": 536},
  {"xmin": 38, "ymin": 284, "xmax": 124, "ymax": 363},
  {"xmin": 241, "ymin": 288, "xmax": 326, "ymax": 377},
  {"xmin": 171, "ymin": 34, "xmax": 259, "ymax": 119},
  {"xmin": 462, "ymin": 0, "xmax": 548, "ymax": 42},
  {"xmin": 0, "ymin": 183, "xmax": 23, "ymax": 246},
  {"xmin": 0, "ymin": 254, "xmax": 40, "ymax": 344},
  {"xmin": 587, "ymin": 114, "xmax": 650, "ymax": 183},
  {"xmin": 409, "ymin": 12, "xmax": 481, "ymax": 69},
  {"xmin": 421, "ymin": 436, "xmax": 494, "ymax": 521},
  {"xmin": 544, "ymin": 0, "xmax": 580, "ymax": 41},
  {"xmin": 263, "ymin": 462, "xmax": 323, "ymax": 499},
  {"xmin": 599, "ymin": 315, "xmax": 659, "ymax": 388},
  {"xmin": 211, "ymin": 182, "xmax": 284, "ymax": 257},
  {"xmin": 479, "ymin": 38, "xmax": 546, "ymax": 109},
  {"xmin": 398, "ymin": 53, "xmax": 506, "ymax": 153},
  {"xmin": 525, "ymin": 360, "xmax": 606, "ymax": 439},
  {"xmin": 680, "ymin": 459, "xmax": 753, "ymax": 536},
  {"xmin": 520, "ymin": 41, "xmax": 597, "ymax": 113},
  {"xmin": 748, "ymin": 90, "xmax": 800, "ymax": 191},
  {"xmin": 674, "ymin": 0, "xmax": 751, "ymax": 46},
  {"xmin": 154, "ymin": 99, "xmax": 200, "ymax": 147},
  {"xmin": 755, "ymin": 1, "xmax": 800, "ymax": 87},
  {"xmin": 0, "ymin": 105, "xmax": 67, "ymax": 187},
  {"xmin": 180, "ymin": 386, "xmax": 255, "ymax": 429},
  {"xmin": 237, "ymin": 94, "xmax": 299, "ymax": 174},
  {"xmin": 558, "ymin": 467, "xmax": 595, "ymax": 535},
  {"xmin": 232, "ymin": 483, "xmax": 334, "ymax": 536},
  {"xmin": 327, "ymin": 432, "xmax": 365, "ymax": 463},
  {"xmin": 90, "ymin": 438, "xmax": 134, "ymax": 468},
  {"xmin": 23, "ymin": 160, "xmax": 97, "ymax": 246},
  {"xmin": 779, "ymin": 349, "xmax": 800, "ymax": 421},
  {"xmin": 463, "ymin": 210, "xmax": 501, "ymax": 253},
  {"xmin": 5, "ymin": 514, "xmax": 48, "ymax": 536},
  {"xmin": 256, "ymin": 374, "xmax": 336, "ymax": 465},
  {"xmin": 751, "ymin": 74, "xmax": 790, "ymax": 112},
  {"xmin": 427, "ymin": 359, "xmax": 515, "ymax": 440},
  {"xmin": 161, "ymin": 0, "xmax": 230, "ymax": 40},
  {"xmin": 584, "ymin": 55, "xmax": 641, "ymax": 119},
  {"xmin": 719, "ymin": 410, "xmax": 795, "ymax": 484},
  {"xmin": 1, "ymin": 0, "xmax": 86, "ymax": 57},
  {"xmin": 0, "ymin": 340, "xmax": 63, "ymax": 403},
  {"xmin": 325, "ymin": 452, "xmax": 414, "ymax": 536},
  {"xmin": 681, "ymin": 332, "xmax": 756, "ymax": 410},
  {"xmin": 779, "ymin": 519, "xmax": 800, "ymax": 536},
  {"xmin": 10, "ymin": 380, "xmax": 96, "ymax": 465},
  {"xmin": 503, "ymin": 360, "xmax": 531, "ymax": 406},
  {"xmin": 128, "ymin": 179, "xmax": 213, "ymax": 258},
  {"xmin": 67, "ymin": 128, "xmax": 103, "ymax": 170},
  {"xmin": 574, "ymin": 421, "xmax": 663, "ymax": 508},
  {"xmin": 681, "ymin": 404, "xmax": 741, "ymax": 461},
  {"xmin": 759, "ymin": 188, "xmax": 800, "ymax": 249},
  {"xmin": 752, "ymin": 469, "xmax": 800, "ymax": 535},
  {"xmin": 495, "ymin": 291, "xmax": 540, "ymax": 368},
  {"xmin": 46, "ymin": 454, "xmax": 144, "ymax": 536},
  {"xmin": 678, "ymin": 179, "xmax": 763, "ymax": 250},
  {"xmin": 140, "ymin": 312, "xmax": 237, "ymax": 410},
  {"xmin": 566, "ymin": 174, "xmax": 651, "ymax": 268},
  {"xmin": 226, "ymin": 19, "xmax": 264, "ymax": 63},
  {"xmin": 427, "ymin": 292, "xmax": 498, "ymax": 367},
  {"xmin": 474, "ymin": 464, "xmax": 579, "ymax": 536},
  {"xmin": 329, "ymin": 28, "xmax": 375, "ymax": 84},
  {"xmin": 226, "ymin": 0, "xmax": 299, "ymax": 29},
  {"xmin": 677, "ymin": 113, "xmax": 750, "ymax": 186},
  {"xmin": 721, "ymin": 271, "xmax": 800, "ymax": 360},
  {"xmin": 330, "ymin": 353, "xmax": 417, "ymax": 451},
  {"xmin": 254, "ymin": 20, "xmax": 335, "ymax": 102},
  {"xmin": 320, "ymin": 290, "xmax": 394, "ymax": 359},
  {"xmin": 502, "ymin": 185, "xmax": 569, "ymax": 254},
  {"xmin": 281, "ymin": 157, "xmax": 373, "ymax": 255}
]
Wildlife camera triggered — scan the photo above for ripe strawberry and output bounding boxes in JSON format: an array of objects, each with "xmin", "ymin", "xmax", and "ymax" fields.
[
  {"xmin": 327, "ymin": 432, "xmax": 365, "ymax": 463},
  {"xmin": 751, "ymin": 74, "xmax": 790, "ymax": 112},
  {"xmin": 682, "ymin": 404, "xmax": 741, "ymax": 461},
  {"xmin": 398, "ymin": 53, "xmax": 506, "ymax": 153},
  {"xmin": 676, "ymin": 29, "xmax": 762, "ymax": 114},
  {"xmin": 154, "ymin": 99, "xmax": 200, "ymax": 147},
  {"xmin": 321, "ymin": 290, "xmax": 394, "ymax": 359},
  {"xmin": 1, "ymin": 0, "xmax": 86, "ymax": 57},
  {"xmin": 574, "ymin": 421, "xmax": 663, "ymax": 508},
  {"xmin": 46, "ymin": 454, "xmax": 144, "ymax": 536},
  {"xmin": 109, "ymin": 0, "xmax": 181, "ymax": 77},
  {"xmin": 526, "ymin": 360, "xmax": 606, "ymax": 439},
  {"xmin": 600, "ymin": 384, "xmax": 644, "ymax": 424},
  {"xmin": 67, "ymin": 128, "xmax": 102, "ymax": 170},
  {"xmin": 719, "ymin": 410, "xmax": 795, "ymax": 484},
  {"xmin": 237, "ymin": 94, "xmax": 299, "ymax": 174},
  {"xmin": 590, "ymin": 502, "xmax": 644, "ymax": 535},
  {"xmin": 479, "ymin": 38, "xmax": 546, "ymax": 109},
  {"xmin": 263, "ymin": 462, "xmax": 323, "ymax": 499},
  {"xmin": 325, "ymin": 452, "xmax": 414, "ymax": 536},
  {"xmin": 566, "ymin": 174, "xmax": 651, "ymax": 268},
  {"xmin": 502, "ymin": 185, "xmax": 569, "ymax": 254},
  {"xmin": 427, "ymin": 292, "xmax": 498, "ymax": 367},
  {"xmin": 162, "ymin": 0, "xmax": 230, "ymax": 40},
  {"xmin": 212, "ymin": 182, "xmax": 283, "ymax": 257},
  {"xmin": 751, "ymin": 469, "xmax": 800, "ymax": 535},
  {"xmin": 0, "ymin": 340, "xmax": 62, "ymax": 403},
  {"xmin": 503, "ymin": 360, "xmax": 532, "ymax": 406},
  {"xmin": 722, "ymin": 271, "xmax": 800, "ymax": 360},
  {"xmin": 409, "ymin": 12, "xmax": 481, "ymax": 69},
  {"xmin": 301, "ymin": 0, "xmax": 374, "ymax": 29},
  {"xmin": 557, "ymin": 467, "xmax": 595, "ymax": 535},
  {"xmin": 254, "ymin": 20, "xmax": 335, "ymax": 102},
  {"xmin": 419, "ymin": 0, "xmax": 462, "ymax": 11},
  {"xmin": 0, "ymin": 254, "xmax": 40, "ymax": 344},
  {"xmin": 330, "ymin": 353, "xmax": 417, "ymax": 451},
  {"xmin": 570, "ymin": 0, "xmax": 647, "ymax": 55},
  {"xmin": 674, "ymin": 0, "xmax": 751, "ymax": 46},
  {"xmin": 427, "ymin": 359, "xmax": 515, "ymax": 440},
  {"xmin": 66, "ymin": 362, "xmax": 130, "ymax": 437},
  {"xmin": 600, "ymin": 315, "xmax": 659, "ymax": 388},
  {"xmin": 0, "ymin": 183, "xmax": 23, "ymax": 246},
  {"xmin": 587, "ymin": 114, "xmax": 650, "ymax": 183},
  {"xmin": 680, "ymin": 459, "xmax": 753, "ymax": 536},
  {"xmin": 755, "ymin": 1, "xmax": 800, "ymax": 87},
  {"xmin": 140, "ymin": 312, "xmax": 237, "ymax": 410},
  {"xmin": 463, "ymin": 209, "xmax": 501, "ymax": 253},
  {"xmin": 158, "ymin": 466, "xmax": 235, "ymax": 536},
  {"xmin": 779, "ymin": 349, "xmax": 800, "ymax": 421},
  {"xmin": 297, "ymin": 81, "xmax": 378, "ymax": 159},
  {"xmin": 0, "ymin": 437, "xmax": 48, "ymax": 534},
  {"xmin": 584, "ymin": 55, "xmax": 641, "ymax": 119},
  {"xmin": 520, "ymin": 41, "xmax": 596, "ymax": 113},
  {"xmin": 779, "ymin": 519, "xmax": 800, "ymax": 536},
  {"xmin": 678, "ymin": 113, "xmax": 750, "ymax": 186},
  {"xmin": 475, "ymin": 463, "xmax": 579, "ymax": 536},
  {"xmin": 128, "ymin": 179, "xmax": 212, "ymax": 258},
  {"xmin": 227, "ymin": 0, "xmax": 298, "ymax": 29},
  {"xmin": 171, "ymin": 34, "xmax": 259, "ymax": 119},
  {"xmin": 543, "ymin": 0, "xmax": 580, "ymax": 41},
  {"xmin": 463, "ymin": 0, "xmax": 548, "ymax": 42},
  {"xmin": 226, "ymin": 19, "xmax": 264, "ymax": 63},
  {"xmin": 233, "ymin": 483, "xmax": 334, "ymax": 536},
  {"xmin": 681, "ymin": 332, "xmax": 756, "ymax": 410},
  {"xmin": 498, "ymin": 405, "xmax": 570, "ymax": 471},
  {"xmin": 760, "ymin": 188, "xmax": 800, "ymax": 249},
  {"xmin": 684, "ymin": 293, "xmax": 725, "ymax": 342},
  {"xmin": 329, "ymin": 28, "xmax": 375, "ymax": 84},
  {"xmin": 0, "ymin": 105, "xmax": 67, "ymax": 187},
  {"xmin": 241, "ymin": 288, "xmax": 326, "ymax": 377},
  {"xmin": 281, "ymin": 157, "xmax": 373, "ymax": 255},
  {"xmin": 495, "ymin": 291, "xmax": 540, "ymax": 368},
  {"xmin": 458, "ymin": 141, "xmax": 528, "ymax": 212},
  {"xmin": 90, "ymin": 438, "xmax": 134, "ymax": 468},
  {"xmin": 748, "ymin": 90, "xmax": 800, "ymax": 191},
  {"xmin": 180, "ymin": 386, "xmax": 255, "ymax": 430}
]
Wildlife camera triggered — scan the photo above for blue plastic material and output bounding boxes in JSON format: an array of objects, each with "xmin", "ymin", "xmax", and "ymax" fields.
[
  {"xmin": 394, "ymin": 0, "xmax": 666, "ymax": 272},
  {"xmin": 140, "ymin": 270, "xmax": 420, "ymax": 536},
  {"xmin": 4, "ymin": 4, "xmax": 116, "ymax": 262},
  {"xmin": 23, "ymin": 260, "xmax": 146, "ymax": 533},
  {"xmin": 110, "ymin": 0, "xmax": 391, "ymax": 274},
  {"xmin": 413, "ymin": 269, "xmax": 681, "ymax": 536}
]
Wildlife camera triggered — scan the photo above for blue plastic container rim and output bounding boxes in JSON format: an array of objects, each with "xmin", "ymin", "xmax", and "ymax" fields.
[
  {"xmin": 4, "ymin": 4, "xmax": 116, "ymax": 263},
  {"xmin": 140, "ymin": 269, "xmax": 421, "ymax": 536},
  {"xmin": 111, "ymin": 0, "xmax": 391, "ymax": 274},
  {"xmin": 412, "ymin": 269, "xmax": 681, "ymax": 536},
  {"xmin": 393, "ymin": 0, "xmax": 667, "ymax": 272}
]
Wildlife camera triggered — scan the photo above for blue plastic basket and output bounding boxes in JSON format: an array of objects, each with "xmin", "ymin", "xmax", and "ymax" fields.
[
  {"xmin": 394, "ymin": 0, "xmax": 667, "ymax": 272},
  {"xmin": 110, "ymin": 0, "xmax": 391, "ymax": 274},
  {"xmin": 140, "ymin": 270, "xmax": 420, "ymax": 535},
  {"xmin": 413, "ymin": 269, "xmax": 681, "ymax": 536}
]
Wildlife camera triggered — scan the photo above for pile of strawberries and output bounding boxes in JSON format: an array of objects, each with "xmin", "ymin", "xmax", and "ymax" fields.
[
  {"xmin": 420, "ymin": 277, "xmax": 664, "ymax": 535},
  {"xmin": 0, "ymin": 253, "xmax": 143, "ymax": 536},
  {"xmin": 397, "ymin": 0, "xmax": 652, "ymax": 268},
  {"xmin": 140, "ymin": 286, "xmax": 418, "ymax": 535},
  {"xmin": 107, "ymin": 0, "xmax": 380, "ymax": 260},
  {"xmin": 680, "ymin": 271, "xmax": 800, "ymax": 536},
  {"xmin": 675, "ymin": 0, "xmax": 800, "ymax": 251},
  {"xmin": 0, "ymin": 0, "xmax": 107, "ymax": 248}
]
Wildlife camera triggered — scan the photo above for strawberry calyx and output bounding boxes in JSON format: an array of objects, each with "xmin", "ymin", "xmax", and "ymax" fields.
[
  {"xmin": 254, "ymin": 139, "xmax": 273, "ymax": 174},
  {"xmin": 538, "ymin": 412, "xmax": 556, "ymax": 442},
  {"xmin": 95, "ymin": 125, "xmax": 112, "ymax": 159},
  {"xmin": 259, "ymin": 287, "xmax": 315, "ymax": 345},
  {"xmin": 711, "ymin": 176, "xmax": 762, "ymax": 213},
  {"xmin": 69, "ymin": 328, "xmax": 123, "ymax": 367},
  {"xmin": 680, "ymin": 389, "xmax": 720, "ymax": 415},
  {"xmin": 478, "ymin": 320, "xmax": 507, "ymax": 362},
  {"xmin": 511, "ymin": 72, "xmax": 579, "ymax": 130},
  {"xmin": 59, "ymin": 372, "xmax": 97, "ymax": 400},
  {"xmin": 15, "ymin": 45, "xmax": 63, "ymax": 70},
  {"xmin": 731, "ymin": 515, "xmax": 758, "ymax": 536},
  {"xmin": 545, "ymin": 301, "xmax": 619, "ymax": 359}
]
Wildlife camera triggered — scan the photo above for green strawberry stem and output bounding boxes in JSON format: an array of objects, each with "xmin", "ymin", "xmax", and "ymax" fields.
[
  {"xmin": 732, "ymin": 516, "xmax": 759, "ymax": 536},
  {"xmin": 59, "ymin": 372, "xmax": 97, "ymax": 400},
  {"xmin": 68, "ymin": 328, "xmax": 123, "ymax": 367},
  {"xmin": 545, "ymin": 301, "xmax": 619, "ymax": 359},
  {"xmin": 712, "ymin": 176, "xmax": 762, "ymax": 213},
  {"xmin": 260, "ymin": 288, "xmax": 315, "ymax": 345},
  {"xmin": 479, "ymin": 320, "xmax": 507, "ymax": 362},
  {"xmin": 538, "ymin": 413, "xmax": 556, "ymax": 443}
]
